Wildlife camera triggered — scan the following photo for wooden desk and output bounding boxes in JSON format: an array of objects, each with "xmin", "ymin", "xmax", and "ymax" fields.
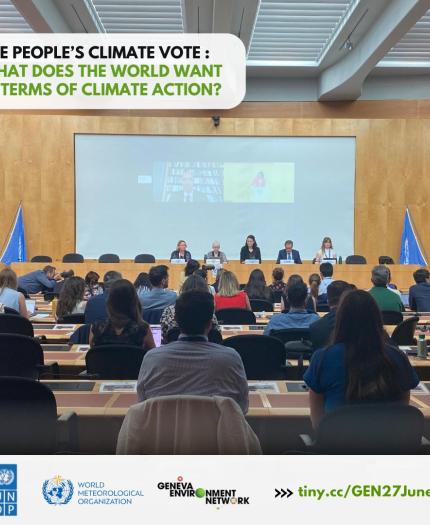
[{"xmin": 12, "ymin": 261, "xmax": 424, "ymax": 291}]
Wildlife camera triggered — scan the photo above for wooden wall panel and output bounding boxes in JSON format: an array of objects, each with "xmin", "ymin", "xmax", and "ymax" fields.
[{"xmin": 0, "ymin": 101, "xmax": 429, "ymax": 264}]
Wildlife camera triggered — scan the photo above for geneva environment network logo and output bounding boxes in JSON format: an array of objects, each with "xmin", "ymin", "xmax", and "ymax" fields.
[
  {"xmin": 42, "ymin": 475, "xmax": 74, "ymax": 505},
  {"xmin": 0, "ymin": 465, "xmax": 17, "ymax": 516}
]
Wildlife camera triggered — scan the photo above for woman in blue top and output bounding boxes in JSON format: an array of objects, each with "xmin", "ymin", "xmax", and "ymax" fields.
[{"xmin": 304, "ymin": 289, "xmax": 419, "ymax": 429}]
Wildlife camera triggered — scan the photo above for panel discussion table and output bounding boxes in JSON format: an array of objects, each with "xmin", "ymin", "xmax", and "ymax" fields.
[
  {"xmin": 11, "ymin": 261, "xmax": 424, "ymax": 291},
  {"xmin": 42, "ymin": 379, "xmax": 430, "ymax": 454}
]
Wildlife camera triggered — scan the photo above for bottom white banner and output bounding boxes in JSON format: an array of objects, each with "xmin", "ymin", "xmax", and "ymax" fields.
[{"xmin": 0, "ymin": 455, "xmax": 428, "ymax": 524}]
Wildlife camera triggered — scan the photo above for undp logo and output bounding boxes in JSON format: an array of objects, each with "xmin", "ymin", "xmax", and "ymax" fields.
[
  {"xmin": 42, "ymin": 475, "xmax": 74, "ymax": 505},
  {"xmin": 0, "ymin": 465, "xmax": 17, "ymax": 517}
]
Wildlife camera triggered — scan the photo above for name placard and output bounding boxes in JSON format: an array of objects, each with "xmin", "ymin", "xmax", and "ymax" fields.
[
  {"xmin": 244, "ymin": 259, "xmax": 260, "ymax": 265},
  {"xmin": 280, "ymin": 259, "xmax": 295, "ymax": 265},
  {"xmin": 170, "ymin": 258, "xmax": 187, "ymax": 264}
]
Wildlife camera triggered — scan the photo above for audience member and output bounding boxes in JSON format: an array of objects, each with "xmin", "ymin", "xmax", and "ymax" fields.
[
  {"xmin": 90, "ymin": 279, "xmax": 155, "ymax": 350},
  {"xmin": 269, "ymin": 267, "xmax": 287, "ymax": 296},
  {"xmin": 245, "ymin": 268, "xmax": 274, "ymax": 303},
  {"xmin": 84, "ymin": 270, "xmax": 122, "ymax": 324},
  {"xmin": 133, "ymin": 272, "xmax": 151, "ymax": 295},
  {"xmin": 409, "ymin": 268, "xmax": 430, "ymax": 312},
  {"xmin": 281, "ymin": 274, "xmax": 315, "ymax": 312},
  {"xmin": 214, "ymin": 270, "xmax": 251, "ymax": 311},
  {"xmin": 318, "ymin": 262, "xmax": 334, "ymax": 297},
  {"xmin": 193, "ymin": 268, "xmax": 215, "ymax": 295},
  {"xmin": 0, "ymin": 267, "xmax": 28, "ymax": 317},
  {"xmin": 304, "ymin": 290, "xmax": 418, "ymax": 428},
  {"xmin": 138, "ymin": 265, "xmax": 177, "ymax": 311},
  {"xmin": 264, "ymin": 282, "xmax": 319, "ymax": 334},
  {"xmin": 85, "ymin": 271, "xmax": 103, "ymax": 297},
  {"xmin": 369, "ymin": 265, "xmax": 403, "ymax": 312},
  {"xmin": 56, "ymin": 276, "xmax": 87, "ymax": 319},
  {"xmin": 53, "ymin": 269, "xmax": 74, "ymax": 295},
  {"xmin": 309, "ymin": 280, "xmax": 351, "ymax": 350},
  {"xmin": 17, "ymin": 265, "xmax": 61, "ymax": 294},
  {"xmin": 308, "ymin": 273, "xmax": 321, "ymax": 310},
  {"xmin": 160, "ymin": 274, "xmax": 220, "ymax": 343},
  {"xmin": 137, "ymin": 290, "xmax": 248, "ymax": 413}
]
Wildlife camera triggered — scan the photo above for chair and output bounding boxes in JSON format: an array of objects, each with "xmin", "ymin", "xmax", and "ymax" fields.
[
  {"xmin": 379, "ymin": 256, "xmax": 394, "ymax": 265},
  {"xmin": 4, "ymin": 307, "xmax": 19, "ymax": 315},
  {"xmin": 85, "ymin": 344, "xmax": 147, "ymax": 379},
  {"xmin": 57, "ymin": 313, "xmax": 85, "ymax": 324},
  {"xmin": 98, "ymin": 253, "xmax": 120, "ymax": 263},
  {"xmin": 166, "ymin": 326, "xmax": 223, "ymax": 344},
  {"xmin": 250, "ymin": 299, "xmax": 274, "ymax": 312},
  {"xmin": 391, "ymin": 316, "xmax": 419, "ymax": 346},
  {"xmin": 134, "ymin": 254, "xmax": 156, "ymax": 263},
  {"xmin": 0, "ymin": 313, "xmax": 34, "ymax": 337},
  {"xmin": 345, "ymin": 255, "xmax": 367, "ymax": 264},
  {"xmin": 30, "ymin": 255, "xmax": 52, "ymax": 263},
  {"xmin": 142, "ymin": 308, "xmax": 165, "ymax": 324},
  {"xmin": 62, "ymin": 253, "xmax": 84, "ymax": 263},
  {"xmin": 116, "ymin": 395, "xmax": 262, "ymax": 454},
  {"xmin": 216, "ymin": 308, "xmax": 256, "ymax": 325},
  {"xmin": 0, "ymin": 377, "xmax": 78, "ymax": 453},
  {"xmin": 223, "ymin": 335, "xmax": 287, "ymax": 380},
  {"xmin": 381, "ymin": 310, "xmax": 403, "ymax": 326},
  {"xmin": 272, "ymin": 290, "xmax": 283, "ymax": 303},
  {"xmin": 0, "ymin": 333, "xmax": 58, "ymax": 379},
  {"xmin": 316, "ymin": 303, "xmax": 330, "ymax": 312},
  {"xmin": 300, "ymin": 404, "xmax": 425, "ymax": 454},
  {"xmin": 270, "ymin": 328, "xmax": 313, "ymax": 375},
  {"xmin": 69, "ymin": 324, "xmax": 91, "ymax": 345}
]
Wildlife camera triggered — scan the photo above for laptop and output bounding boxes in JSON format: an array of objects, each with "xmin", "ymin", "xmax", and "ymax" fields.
[
  {"xmin": 25, "ymin": 299, "xmax": 36, "ymax": 315},
  {"xmin": 151, "ymin": 325, "xmax": 162, "ymax": 347},
  {"xmin": 400, "ymin": 293, "xmax": 409, "ymax": 308}
]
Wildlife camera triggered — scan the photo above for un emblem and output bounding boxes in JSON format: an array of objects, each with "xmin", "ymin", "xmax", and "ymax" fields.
[
  {"xmin": 42, "ymin": 475, "xmax": 74, "ymax": 505},
  {"xmin": 0, "ymin": 469, "xmax": 14, "ymax": 486}
]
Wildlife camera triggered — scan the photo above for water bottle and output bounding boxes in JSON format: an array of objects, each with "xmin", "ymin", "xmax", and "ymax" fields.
[
  {"xmin": 338, "ymin": 256, "xmax": 342, "ymax": 264},
  {"xmin": 417, "ymin": 334, "xmax": 427, "ymax": 359}
]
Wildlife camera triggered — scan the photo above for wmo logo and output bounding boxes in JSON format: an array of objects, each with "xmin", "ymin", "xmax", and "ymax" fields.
[
  {"xmin": 0, "ymin": 465, "xmax": 17, "ymax": 516},
  {"xmin": 42, "ymin": 476, "xmax": 74, "ymax": 505}
]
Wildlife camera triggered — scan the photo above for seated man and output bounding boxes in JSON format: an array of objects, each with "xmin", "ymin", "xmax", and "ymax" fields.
[
  {"xmin": 137, "ymin": 290, "xmax": 249, "ymax": 414},
  {"xmin": 318, "ymin": 262, "xmax": 334, "ymax": 297},
  {"xmin": 310, "ymin": 280, "xmax": 351, "ymax": 350},
  {"xmin": 84, "ymin": 270, "xmax": 122, "ymax": 324},
  {"xmin": 138, "ymin": 265, "xmax": 177, "ymax": 311},
  {"xmin": 409, "ymin": 268, "xmax": 430, "ymax": 312},
  {"xmin": 264, "ymin": 282, "xmax": 320, "ymax": 335},
  {"xmin": 276, "ymin": 240, "xmax": 302, "ymax": 264},
  {"xmin": 17, "ymin": 265, "xmax": 61, "ymax": 294},
  {"xmin": 369, "ymin": 265, "xmax": 403, "ymax": 313}
]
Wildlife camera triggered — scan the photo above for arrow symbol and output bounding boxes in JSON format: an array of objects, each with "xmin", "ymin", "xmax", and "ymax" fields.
[{"xmin": 275, "ymin": 488, "xmax": 294, "ymax": 499}]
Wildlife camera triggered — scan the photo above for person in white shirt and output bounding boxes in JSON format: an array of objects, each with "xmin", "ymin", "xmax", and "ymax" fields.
[
  {"xmin": 204, "ymin": 241, "xmax": 228, "ymax": 264},
  {"xmin": 315, "ymin": 236, "xmax": 337, "ymax": 263}
]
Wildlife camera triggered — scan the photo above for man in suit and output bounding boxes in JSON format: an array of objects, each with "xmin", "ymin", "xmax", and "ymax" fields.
[
  {"xmin": 168, "ymin": 169, "xmax": 208, "ymax": 203},
  {"xmin": 276, "ymin": 240, "xmax": 302, "ymax": 264},
  {"xmin": 84, "ymin": 270, "xmax": 122, "ymax": 324},
  {"xmin": 409, "ymin": 268, "xmax": 430, "ymax": 311},
  {"xmin": 310, "ymin": 280, "xmax": 352, "ymax": 350}
]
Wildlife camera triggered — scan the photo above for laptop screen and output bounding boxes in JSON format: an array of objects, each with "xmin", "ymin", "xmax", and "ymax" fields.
[
  {"xmin": 151, "ymin": 325, "xmax": 162, "ymax": 347},
  {"xmin": 25, "ymin": 300, "xmax": 36, "ymax": 315},
  {"xmin": 400, "ymin": 294, "xmax": 409, "ymax": 307}
]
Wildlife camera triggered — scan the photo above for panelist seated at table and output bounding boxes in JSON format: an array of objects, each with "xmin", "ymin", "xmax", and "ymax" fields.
[
  {"xmin": 137, "ymin": 290, "xmax": 249, "ymax": 414},
  {"xmin": 204, "ymin": 240, "xmax": 228, "ymax": 264},
  {"xmin": 0, "ymin": 267, "xmax": 29, "ymax": 317},
  {"xmin": 240, "ymin": 234, "xmax": 261, "ymax": 263},
  {"xmin": 276, "ymin": 240, "xmax": 302, "ymax": 264},
  {"xmin": 89, "ymin": 279, "xmax": 155, "ymax": 350},
  {"xmin": 170, "ymin": 239, "xmax": 192, "ymax": 262},
  {"xmin": 314, "ymin": 236, "xmax": 337, "ymax": 263},
  {"xmin": 304, "ymin": 290, "xmax": 419, "ymax": 429},
  {"xmin": 17, "ymin": 265, "xmax": 62, "ymax": 294}
]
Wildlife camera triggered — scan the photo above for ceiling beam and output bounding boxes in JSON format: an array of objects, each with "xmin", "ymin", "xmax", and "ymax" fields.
[
  {"xmin": 318, "ymin": 0, "xmax": 430, "ymax": 100},
  {"xmin": 182, "ymin": 0, "xmax": 260, "ymax": 53},
  {"xmin": 12, "ymin": 0, "xmax": 104, "ymax": 33}
]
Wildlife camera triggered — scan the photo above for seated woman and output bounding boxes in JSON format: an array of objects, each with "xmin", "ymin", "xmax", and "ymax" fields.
[
  {"xmin": 304, "ymin": 290, "xmax": 419, "ymax": 429},
  {"xmin": 85, "ymin": 271, "xmax": 103, "ymax": 298},
  {"xmin": 170, "ymin": 240, "xmax": 192, "ymax": 261},
  {"xmin": 179, "ymin": 259, "xmax": 200, "ymax": 287},
  {"xmin": 269, "ymin": 267, "xmax": 287, "ymax": 295},
  {"xmin": 315, "ymin": 236, "xmax": 337, "ymax": 263},
  {"xmin": 0, "ymin": 267, "xmax": 28, "ymax": 317},
  {"xmin": 214, "ymin": 270, "xmax": 251, "ymax": 311},
  {"xmin": 160, "ymin": 274, "xmax": 220, "ymax": 343},
  {"xmin": 245, "ymin": 268, "xmax": 274, "ymax": 303},
  {"xmin": 89, "ymin": 279, "xmax": 155, "ymax": 349},
  {"xmin": 134, "ymin": 272, "xmax": 151, "ymax": 295},
  {"xmin": 56, "ymin": 276, "xmax": 87, "ymax": 320},
  {"xmin": 308, "ymin": 273, "xmax": 321, "ymax": 311},
  {"xmin": 194, "ymin": 268, "xmax": 215, "ymax": 295},
  {"xmin": 239, "ymin": 235, "xmax": 261, "ymax": 263}
]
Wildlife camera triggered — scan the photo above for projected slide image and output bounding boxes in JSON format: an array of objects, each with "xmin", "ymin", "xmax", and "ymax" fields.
[{"xmin": 223, "ymin": 163, "xmax": 295, "ymax": 203}]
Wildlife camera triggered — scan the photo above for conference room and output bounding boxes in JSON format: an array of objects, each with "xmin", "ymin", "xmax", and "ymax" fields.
[{"xmin": 1, "ymin": 0, "xmax": 430, "ymax": 457}]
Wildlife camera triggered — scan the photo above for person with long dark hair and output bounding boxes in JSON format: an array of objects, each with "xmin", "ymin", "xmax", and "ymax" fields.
[
  {"xmin": 240, "ymin": 235, "xmax": 261, "ymax": 263},
  {"xmin": 56, "ymin": 276, "xmax": 87, "ymax": 319},
  {"xmin": 245, "ymin": 268, "xmax": 274, "ymax": 303},
  {"xmin": 89, "ymin": 279, "xmax": 155, "ymax": 350},
  {"xmin": 304, "ymin": 290, "xmax": 419, "ymax": 428}
]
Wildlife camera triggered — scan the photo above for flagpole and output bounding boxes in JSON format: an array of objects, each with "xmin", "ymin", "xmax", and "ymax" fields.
[
  {"xmin": 406, "ymin": 207, "xmax": 428, "ymax": 265},
  {"xmin": 0, "ymin": 201, "xmax": 23, "ymax": 262}
]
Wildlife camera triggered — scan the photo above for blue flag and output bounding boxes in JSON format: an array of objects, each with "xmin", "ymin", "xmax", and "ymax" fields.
[
  {"xmin": 0, "ymin": 204, "xmax": 26, "ymax": 265},
  {"xmin": 399, "ymin": 208, "xmax": 427, "ymax": 265}
]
